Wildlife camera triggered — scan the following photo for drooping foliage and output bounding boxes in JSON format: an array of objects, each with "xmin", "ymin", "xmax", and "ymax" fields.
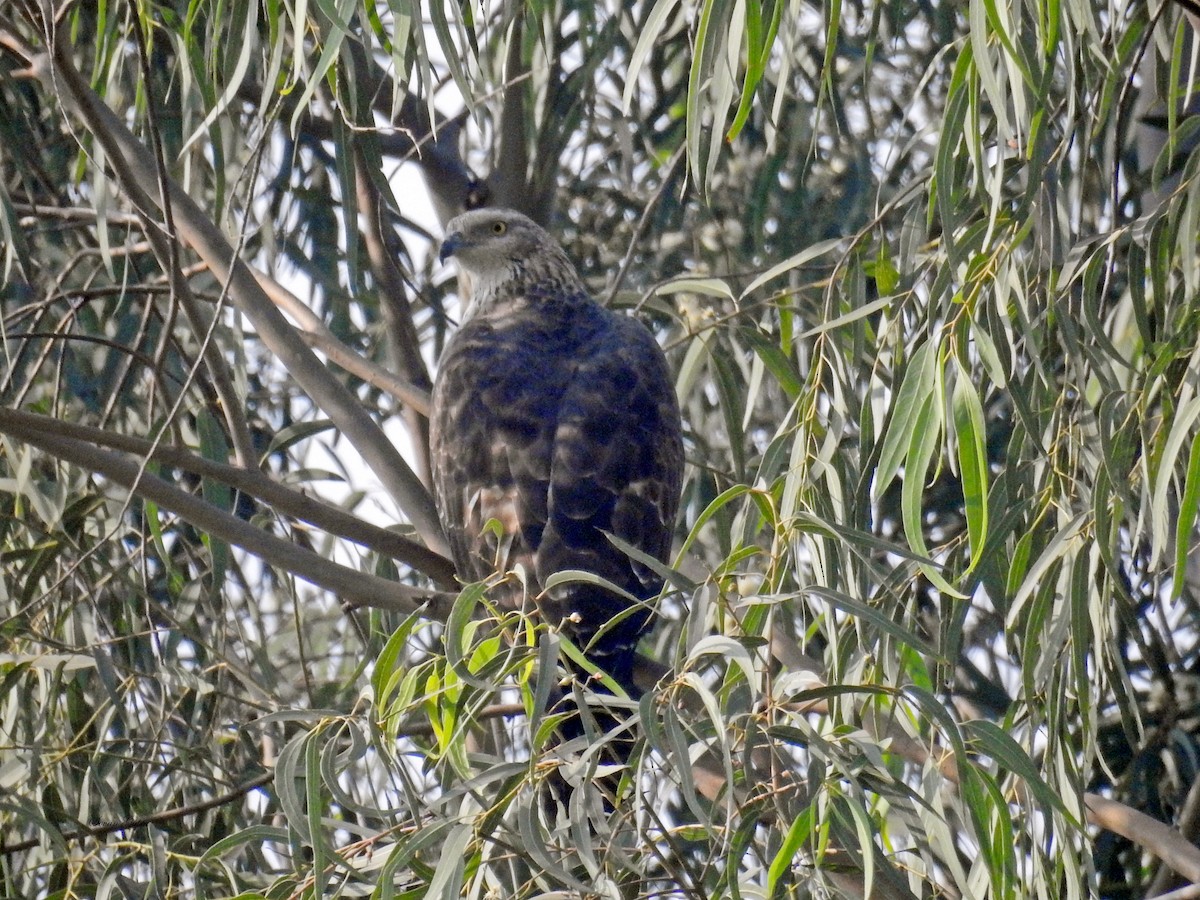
[{"xmin": 2, "ymin": 0, "xmax": 1200, "ymax": 896}]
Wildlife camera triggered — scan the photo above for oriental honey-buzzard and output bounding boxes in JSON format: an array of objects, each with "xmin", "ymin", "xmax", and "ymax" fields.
[{"xmin": 432, "ymin": 208, "xmax": 683, "ymax": 694}]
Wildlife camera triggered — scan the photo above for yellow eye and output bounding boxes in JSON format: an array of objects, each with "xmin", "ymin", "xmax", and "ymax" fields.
[{"xmin": 491, "ymin": 221, "xmax": 507, "ymax": 235}]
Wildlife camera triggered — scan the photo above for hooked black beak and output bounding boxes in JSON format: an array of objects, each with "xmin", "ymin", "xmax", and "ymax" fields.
[{"xmin": 439, "ymin": 232, "xmax": 464, "ymax": 263}]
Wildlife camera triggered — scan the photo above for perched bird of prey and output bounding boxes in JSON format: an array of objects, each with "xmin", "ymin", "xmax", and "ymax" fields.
[{"xmin": 431, "ymin": 208, "xmax": 683, "ymax": 696}]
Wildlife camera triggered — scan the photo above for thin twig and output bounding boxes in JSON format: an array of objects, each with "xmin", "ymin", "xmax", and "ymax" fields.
[
  {"xmin": 0, "ymin": 772, "xmax": 275, "ymax": 857},
  {"xmin": 605, "ymin": 146, "xmax": 688, "ymax": 307}
]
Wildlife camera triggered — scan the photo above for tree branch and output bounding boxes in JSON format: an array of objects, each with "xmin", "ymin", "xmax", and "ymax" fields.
[
  {"xmin": 604, "ymin": 145, "xmax": 687, "ymax": 306},
  {"xmin": 0, "ymin": 407, "xmax": 458, "ymax": 586},
  {"xmin": 1, "ymin": 412, "xmax": 453, "ymax": 615},
  {"xmin": 1086, "ymin": 794, "xmax": 1200, "ymax": 885},
  {"xmin": 4, "ymin": 193, "xmax": 434, "ymax": 413},
  {"xmin": 30, "ymin": 30, "xmax": 449, "ymax": 555},
  {"xmin": 0, "ymin": 772, "xmax": 275, "ymax": 857},
  {"xmin": 344, "ymin": 41, "xmax": 436, "ymax": 486}
]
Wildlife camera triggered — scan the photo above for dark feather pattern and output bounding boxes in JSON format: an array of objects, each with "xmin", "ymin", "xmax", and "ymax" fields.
[{"xmin": 431, "ymin": 209, "xmax": 683, "ymax": 692}]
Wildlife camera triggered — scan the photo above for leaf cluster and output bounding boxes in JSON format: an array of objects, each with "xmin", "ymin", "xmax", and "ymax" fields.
[{"xmin": 2, "ymin": 0, "xmax": 1200, "ymax": 897}]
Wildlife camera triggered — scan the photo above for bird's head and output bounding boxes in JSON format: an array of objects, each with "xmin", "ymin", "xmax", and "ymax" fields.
[
  {"xmin": 438, "ymin": 208, "xmax": 586, "ymax": 319},
  {"xmin": 439, "ymin": 208, "xmax": 575, "ymax": 284}
]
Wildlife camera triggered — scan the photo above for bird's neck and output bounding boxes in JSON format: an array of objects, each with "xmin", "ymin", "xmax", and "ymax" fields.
[{"xmin": 464, "ymin": 266, "xmax": 592, "ymax": 323}]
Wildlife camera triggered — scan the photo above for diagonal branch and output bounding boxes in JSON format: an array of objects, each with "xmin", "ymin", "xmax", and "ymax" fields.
[
  {"xmin": 29, "ymin": 30, "xmax": 449, "ymax": 556},
  {"xmin": 0, "ymin": 772, "xmax": 276, "ymax": 857},
  {"xmin": 353, "ymin": 145, "xmax": 434, "ymax": 484},
  {"xmin": 2, "ymin": 412, "xmax": 452, "ymax": 615},
  {"xmin": 4, "ymin": 190, "xmax": 432, "ymax": 411},
  {"xmin": 1086, "ymin": 794, "xmax": 1200, "ymax": 885},
  {"xmin": 250, "ymin": 267, "xmax": 433, "ymax": 415},
  {"xmin": 0, "ymin": 408, "xmax": 458, "ymax": 587}
]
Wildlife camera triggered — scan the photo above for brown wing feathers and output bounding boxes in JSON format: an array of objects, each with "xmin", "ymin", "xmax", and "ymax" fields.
[{"xmin": 430, "ymin": 209, "xmax": 683, "ymax": 692}]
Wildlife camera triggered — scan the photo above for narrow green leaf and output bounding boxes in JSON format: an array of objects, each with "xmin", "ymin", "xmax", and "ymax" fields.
[
  {"xmin": 623, "ymin": 0, "xmax": 683, "ymax": 111},
  {"xmin": 1007, "ymin": 513, "xmax": 1085, "ymax": 631},
  {"xmin": 798, "ymin": 295, "xmax": 891, "ymax": 338},
  {"xmin": 766, "ymin": 806, "xmax": 813, "ymax": 893},
  {"xmin": 963, "ymin": 719, "xmax": 1079, "ymax": 825},
  {"xmin": 740, "ymin": 326, "xmax": 803, "ymax": 397},
  {"xmin": 742, "ymin": 237, "xmax": 842, "ymax": 299},
  {"xmin": 873, "ymin": 340, "xmax": 937, "ymax": 501},
  {"xmin": 274, "ymin": 729, "xmax": 313, "ymax": 842},
  {"xmin": 542, "ymin": 569, "xmax": 641, "ymax": 606},
  {"xmin": 655, "ymin": 275, "xmax": 736, "ymax": 300},
  {"xmin": 426, "ymin": 823, "xmax": 472, "ymax": 900},
  {"xmin": 196, "ymin": 825, "xmax": 291, "ymax": 868},
  {"xmin": 710, "ymin": 341, "xmax": 748, "ymax": 478},
  {"xmin": 901, "ymin": 391, "xmax": 966, "ymax": 598},
  {"xmin": 426, "ymin": 0, "xmax": 475, "ymax": 115},
  {"xmin": 182, "ymin": 0, "xmax": 259, "ymax": 152},
  {"xmin": 677, "ymin": 483, "xmax": 754, "ymax": 558},
  {"xmin": 196, "ymin": 408, "xmax": 232, "ymax": 588},
  {"xmin": 1151, "ymin": 397, "xmax": 1200, "ymax": 566},
  {"xmin": 1173, "ymin": 433, "xmax": 1200, "ymax": 600},
  {"xmin": 810, "ymin": 587, "xmax": 941, "ymax": 658},
  {"xmin": 444, "ymin": 581, "xmax": 494, "ymax": 691},
  {"xmin": 264, "ymin": 419, "xmax": 336, "ymax": 458},
  {"xmin": 951, "ymin": 357, "xmax": 990, "ymax": 570},
  {"xmin": 727, "ymin": 0, "xmax": 783, "ymax": 142},
  {"xmin": 288, "ymin": 0, "xmax": 358, "ymax": 136},
  {"xmin": 686, "ymin": 0, "xmax": 720, "ymax": 192},
  {"xmin": 305, "ymin": 732, "xmax": 328, "ymax": 896}
]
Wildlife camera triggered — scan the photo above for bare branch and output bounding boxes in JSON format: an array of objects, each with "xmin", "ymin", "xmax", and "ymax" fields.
[
  {"xmin": 1086, "ymin": 794, "xmax": 1200, "ymax": 885},
  {"xmin": 605, "ymin": 146, "xmax": 687, "ymax": 306}
]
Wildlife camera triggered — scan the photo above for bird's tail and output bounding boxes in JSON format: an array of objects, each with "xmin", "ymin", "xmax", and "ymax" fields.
[{"xmin": 542, "ymin": 642, "xmax": 644, "ymax": 810}]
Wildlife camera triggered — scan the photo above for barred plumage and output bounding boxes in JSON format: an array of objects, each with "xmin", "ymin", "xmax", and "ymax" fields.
[{"xmin": 431, "ymin": 209, "xmax": 683, "ymax": 692}]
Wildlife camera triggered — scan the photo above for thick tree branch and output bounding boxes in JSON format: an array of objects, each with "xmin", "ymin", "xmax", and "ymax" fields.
[
  {"xmin": 3, "ymin": 194, "xmax": 433, "ymax": 412},
  {"xmin": 353, "ymin": 146, "xmax": 434, "ymax": 485},
  {"xmin": 343, "ymin": 42, "xmax": 435, "ymax": 485},
  {"xmin": 1086, "ymin": 794, "xmax": 1200, "ymax": 885},
  {"xmin": 1148, "ymin": 771, "xmax": 1200, "ymax": 894},
  {"xmin": 247, "ymin": 266, "xmax": 433, "ymax": 415},
  {"xmin": 2, "ymin": 413, "xmax": 452, "ymax": 615},
  {"xmin": 0, "ymin": 408, "xmax": 458, "ymax": 587}
]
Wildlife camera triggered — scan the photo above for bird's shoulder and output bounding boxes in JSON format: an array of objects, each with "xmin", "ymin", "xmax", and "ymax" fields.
[{"xmin": 439, "ymin": 285, "xmax": 612, "ymax": 364}]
